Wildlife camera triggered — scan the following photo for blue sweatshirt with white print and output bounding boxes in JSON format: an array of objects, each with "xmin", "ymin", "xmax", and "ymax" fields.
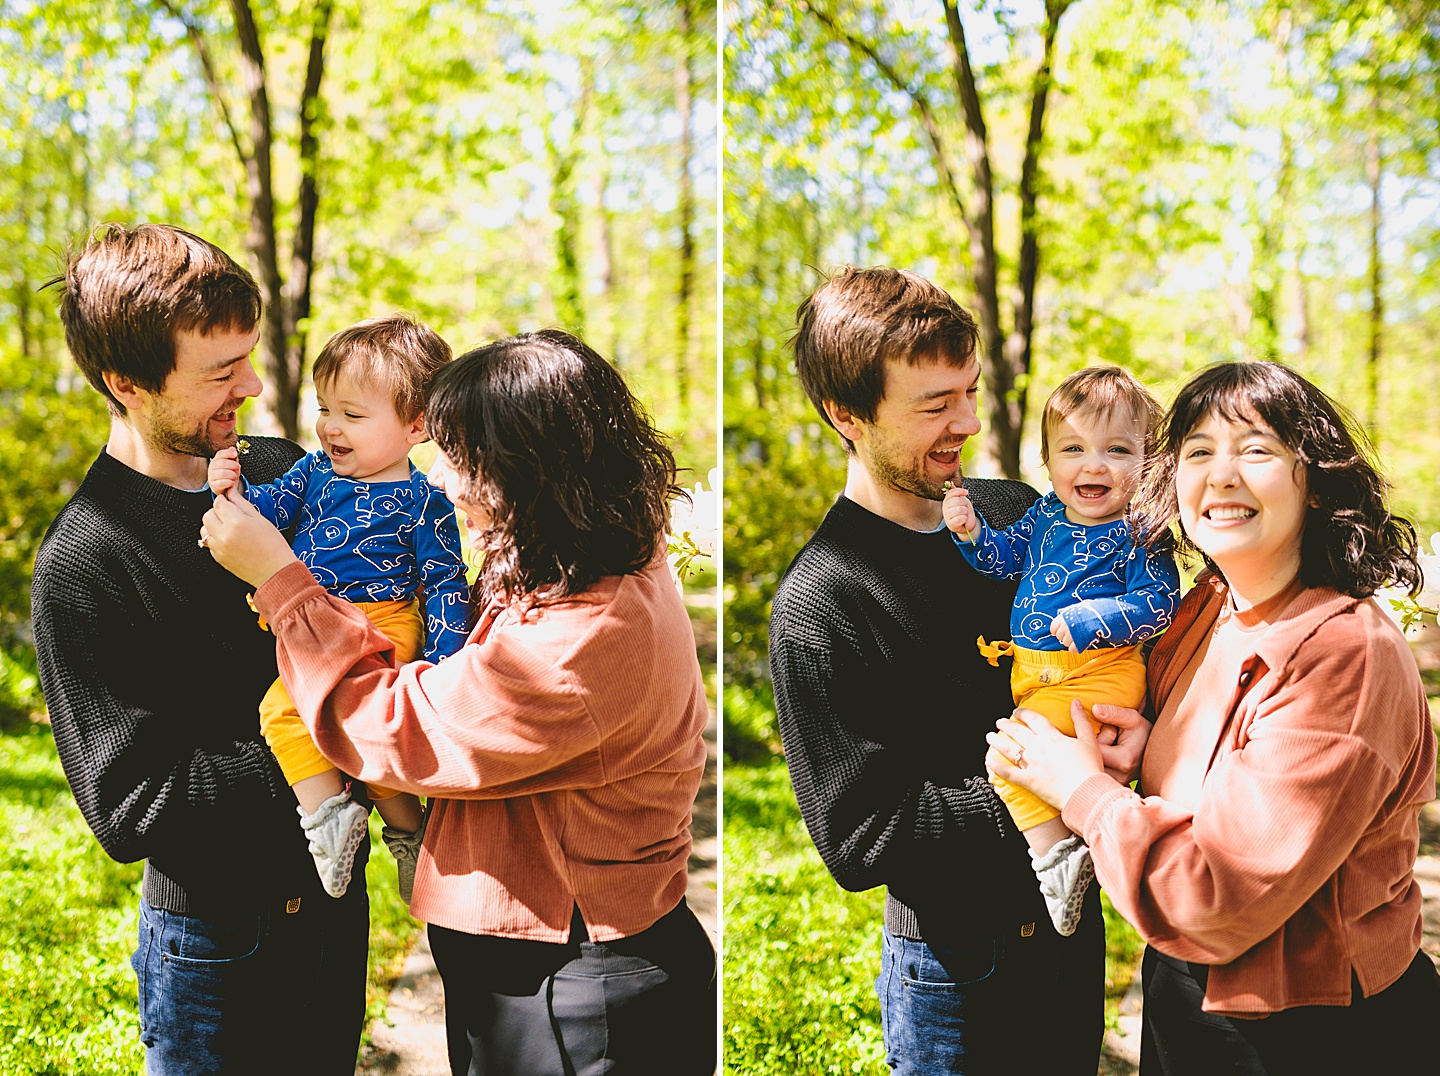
[
  {"xmin": 954, "ymin": 492, "xmax": 1179, "ymax": 652},
  {"xmin": 241, "ymin": 450, "xmax": 468, "ymax": 662}
]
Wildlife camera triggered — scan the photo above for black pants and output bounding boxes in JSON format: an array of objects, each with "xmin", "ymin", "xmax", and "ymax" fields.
[
  {"xmin": 1140, "ymin": 945, "xmax": 1440, "ymax": 1076},
  {"xmin": 428, "ymin": 900, "xmax": 716, "ymax": 1076}
]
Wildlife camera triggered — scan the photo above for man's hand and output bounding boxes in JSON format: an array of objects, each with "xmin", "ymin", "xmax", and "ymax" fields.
[
  {"xmin": 1092, "ymin": 702, "xmax": 1151, "ymax": 785},
  {"xmin": 208, "ymin": 447, "xmax": 242, "ymax": 497},
  {"xmin": 942, "ymin": 485, "xmax": 980, "ymax": 542}
]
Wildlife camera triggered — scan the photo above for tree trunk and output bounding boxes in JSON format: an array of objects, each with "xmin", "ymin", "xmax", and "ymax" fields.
[
  {"xmin": 228, "ymin": 0, "xmax": 290, "ymax": 438},
  {"xmin": 811, "ymin": 1, "xmax": 1071, "ymax": 478},
  {"xmin": 999, "ymin": 0, "xmax": 1071, "ymax": 477},
  {"xmin": 751, "ymin": 199, "xmax": 766, "ymax": 411},
  {"xmin": 1366, "ymin": 122, "xmax": 1383, "ymax": 439},
  {"xmin": 547, "ymin": 59, "xmax": 592, "ymax": 335},
  {"xmin": 281, "ymin": 0, "xmax": 334, "ymax": 437},
  {"xmin": 675, "ymin": 0, "xmax": 696, "ymax": 432}
]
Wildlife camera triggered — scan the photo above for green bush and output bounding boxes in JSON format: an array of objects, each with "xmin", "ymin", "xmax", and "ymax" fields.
[{"xmin": 722, "ymin": 407, "xmax": 845, "ymax": 697}]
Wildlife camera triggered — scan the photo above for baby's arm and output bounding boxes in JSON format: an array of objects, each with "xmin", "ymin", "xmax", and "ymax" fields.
[
  {"xmin": 942, "ymin": 484, "xmax": 981, "ymax": 542},
  {"xmin": 949, "ymin": 494, "xmax": 1038, "ymax": 581},
  {"xmin": 208, "ymin": 447, "xmax": 243, "ymax": 497},
  {"xmin": 1052, "ymin": 546, "xmax": 1182, "ymax": 652}
]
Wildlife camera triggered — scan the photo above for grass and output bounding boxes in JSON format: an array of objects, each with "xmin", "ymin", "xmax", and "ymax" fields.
[
  {"xmin": 723, "ymin": 758, "xmax": 1146, "ymax": 1076},
  {"xmin": 0, "ymin": 727, "xmax": 421, "ymax": 1076}
]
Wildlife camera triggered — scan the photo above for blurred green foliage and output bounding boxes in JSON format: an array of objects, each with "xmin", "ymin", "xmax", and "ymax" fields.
[{"xmin": 724, "ymin": 0, "xmax": 1440, "ymax": 762}]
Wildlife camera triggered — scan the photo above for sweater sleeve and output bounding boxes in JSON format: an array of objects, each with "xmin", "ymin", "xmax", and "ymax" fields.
[
  {"xmin": 240, "ymin": 452, "xmax": 315, "ymax": 528},
  {"xmin": 413, "ymin": 481, "xmax": 469, "ymax": 662},
  {"xmin": 255, "ymin": 561, "xmax": 610, "ymax": 798},
  {"xmin": 953, "ymin": 502, "xmax": 1036, "ymax": 582},
  {"xmin": 1063, "ymin": 616, "xmax": 1419, "ymax": 963},
  {"xmin": 770, "ymin": 580, "xmax": 1011, "ymax": 895},
  {"xmin": 1058, "ymin": 543, "xmax": 1181, "ymax": 652},
  {"xmin": 31, "ymin": 539, "xmax": 288, "ymax": 864}
]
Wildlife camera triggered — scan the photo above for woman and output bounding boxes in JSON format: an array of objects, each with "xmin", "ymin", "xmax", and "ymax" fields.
[
  {"xmin": 987, "ymin": 361, "xmax": 1440, "ymax": 1075},
  {"xmin": 204, "ymin": 329, "xmax": 715, "ymax": 1076}
]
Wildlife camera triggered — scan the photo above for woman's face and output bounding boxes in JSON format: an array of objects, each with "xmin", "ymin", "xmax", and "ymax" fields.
[
  {"xmin": 1176, "ymin": 409, "xmax": 1309, "ymax": 597},
  {"xmin": 427, "ymin": 449, "xmax": 491, "ymax": 546}
]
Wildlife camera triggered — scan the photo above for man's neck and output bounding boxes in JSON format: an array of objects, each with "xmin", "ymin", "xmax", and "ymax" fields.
[
  {"xmin": 842, "ymin": 457, "xmax": 944, "ymax": 532},
  {"xmin": 105, "ymin": 418, "xmax": 210, "ymax": 491}
]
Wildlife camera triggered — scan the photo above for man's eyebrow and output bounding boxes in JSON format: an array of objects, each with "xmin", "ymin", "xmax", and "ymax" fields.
[
  {"xmin": 911, "ymin": 388, "xmax": 956, "ymax": 403},
  {"xmin": 202, "ymin": 354, "xmax": 250, "ymax": 374}
]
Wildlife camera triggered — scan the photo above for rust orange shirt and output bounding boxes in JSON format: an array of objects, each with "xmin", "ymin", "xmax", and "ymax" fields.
[
  {"xmin": 254, "ymin": 556, "xmax": 708, "ymax": 942},
  {"xmin": 1063, "ymin": 574, "xmax": 1435, "ymax": 1016}
]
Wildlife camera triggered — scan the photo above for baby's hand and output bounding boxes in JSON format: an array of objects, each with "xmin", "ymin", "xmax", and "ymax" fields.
[
  {"xmin": 942, "ymin": 485, "xmax": 980, "ymax": 542},
  {"xmin": 1050, "ymin": 613, "xmax": 1079, "ymax": 653},
  {"xmin": 208, "ymin": 447, "xmax": 242, "ymax": 497}
]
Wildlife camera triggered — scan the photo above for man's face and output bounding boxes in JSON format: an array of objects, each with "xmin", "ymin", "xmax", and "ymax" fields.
[
  {"xmin": 853, "ymin": 356, "xmax": 981, "ymax": 501},
  {"xmin": 140, "ymin": 325, "xmax": 263, "ymax": 458}
]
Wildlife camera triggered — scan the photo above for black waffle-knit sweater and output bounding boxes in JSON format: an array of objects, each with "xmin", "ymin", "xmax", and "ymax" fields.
[
  {"xmin": 31, "ymin": 437, "xmax": 362, "ymax": 913},
  {"xmin": 769, "ymin": 480, "xmax": 1048, "ymax": 940}
]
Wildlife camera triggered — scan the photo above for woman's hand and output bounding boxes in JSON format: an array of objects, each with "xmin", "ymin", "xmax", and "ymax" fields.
[
  {"xmin": 1093, "ymin": 703, "xmax": 1152, "ymax": 785},
  {"xmin": 200, "ymin": 487, "xmax": 299, "ymax": 588},
  {"xmin": 987, "ymin": 700, "xmax": 1107, "ymax": 811}
]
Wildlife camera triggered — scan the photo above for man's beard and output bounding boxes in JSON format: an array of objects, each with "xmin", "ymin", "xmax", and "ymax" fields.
[
  {"xmin": 863, "ymin": 433, "xmax": 956, "ymax": 502},
  {"xmin": 148, "ymin": 402, "xmax": 239, "ymax": 458}
]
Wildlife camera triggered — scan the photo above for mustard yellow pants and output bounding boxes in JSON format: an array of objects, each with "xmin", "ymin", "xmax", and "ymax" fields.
[
  {"xmin": 978, "ymin": 637, "xmax": 1147, "ymax": 831},
  {"xmin": 259, "ymin": 598, "xmax": 421, "ymax": 799}
]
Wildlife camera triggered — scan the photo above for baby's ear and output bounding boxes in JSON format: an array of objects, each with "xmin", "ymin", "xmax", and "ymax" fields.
[{"xmin": 404, "ymin": 414, "xmax": 428, "ymax": 446}]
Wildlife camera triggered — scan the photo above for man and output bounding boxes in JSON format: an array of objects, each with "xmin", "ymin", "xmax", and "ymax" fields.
[
  {"xmin": 31, "ymin": 223, "xmax": 368, "ymax": 1074},
  {"xmin": 768, "ymin": 266, "xmax": 1110, "ymax": 1074}
]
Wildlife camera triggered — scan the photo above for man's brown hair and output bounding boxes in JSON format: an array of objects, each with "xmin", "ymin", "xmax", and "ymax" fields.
[
  {"xmin": 1039, "ymin": 365, "xmax": 1161, "ymax": 464},
  {"xmin": 312, "ymin": 313, "xmax": 452, "ymax": 423},
  {"xmin": 792, "ymin": 266, "xmax": 980, "ymax": 447},
  {"xmin": 52, "ymin": 223, "xmax": 262, "ymax": 414}
]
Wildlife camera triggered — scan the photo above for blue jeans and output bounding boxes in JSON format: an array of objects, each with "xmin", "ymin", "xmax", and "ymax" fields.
[
  {"xmin": 876, "ymin": 885, "xmax": 1104, "ymax": 1075},
  {"xmin": 130, "ymin": 886, "xmax": 368, "ymax": 1075}
]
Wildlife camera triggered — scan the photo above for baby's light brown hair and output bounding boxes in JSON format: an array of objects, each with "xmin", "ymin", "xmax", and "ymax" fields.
[
  {"xmin": 312, "ymin": 313, "xmax": 451, "ymax": 422},
  {"xmin": 1040, "ymin": 365, "xmax": 1160, "ymax": 464}
]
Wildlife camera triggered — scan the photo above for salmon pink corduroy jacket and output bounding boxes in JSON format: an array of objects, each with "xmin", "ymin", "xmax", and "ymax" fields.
[
  {"xmin": 253, "ymin": 555, "xmax": 709, "ymax": 943},
  {"xmin": 1062, "ymin": 574, "xmax": 1436, "ymax": 1016}
]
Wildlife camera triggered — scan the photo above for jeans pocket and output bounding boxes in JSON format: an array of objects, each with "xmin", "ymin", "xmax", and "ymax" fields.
[
  {"xmin": 167, "ymin": 911, "xmax": 262, "ymax": 965},
  {"xmin": 903, "ymin": 936, "xmax": 998, "ymax": 989},
  {"xmin": 137, "ymin": 906, "xmax": 265, "ymax": 1072}
]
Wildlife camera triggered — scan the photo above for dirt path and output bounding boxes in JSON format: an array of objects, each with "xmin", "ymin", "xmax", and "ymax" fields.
[{"xmin": 354, "ymin": 588, "xmax": 718, "ymax": 1075}]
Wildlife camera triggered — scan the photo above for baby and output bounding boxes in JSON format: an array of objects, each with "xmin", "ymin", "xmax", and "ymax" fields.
[
  {"xmin": 944, "ymin": 365, "xmax": 1179, "ymax": 934},
  {"xmin": 209, "ymin": 313, "xmax": 468, "ymax": 901}
]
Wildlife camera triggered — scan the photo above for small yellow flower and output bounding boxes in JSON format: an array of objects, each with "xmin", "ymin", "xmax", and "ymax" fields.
[{"xmin": 237, "ymin": 439, "xmax": 251, "ymax": 455}]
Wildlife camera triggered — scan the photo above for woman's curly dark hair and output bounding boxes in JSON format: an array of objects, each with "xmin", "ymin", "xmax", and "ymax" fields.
[
  {"xmin": 425, "ymin": 329, "xmax": 684, "ymax": 607},
  {"xmin": 1132, "ymin": 360, "xmax": 1420, "ymax": 598}
]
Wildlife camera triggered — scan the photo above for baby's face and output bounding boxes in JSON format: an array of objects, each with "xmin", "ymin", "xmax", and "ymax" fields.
[
  {"xmin": 1045, "ymin": 408, "xmax": 1145, "ymax": 526},
  {"xmin": 313, "ymin": 372, "xmax": 424, "ymax": 483}
]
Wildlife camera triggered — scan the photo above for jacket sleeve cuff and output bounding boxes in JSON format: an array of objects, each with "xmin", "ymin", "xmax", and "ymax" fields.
[
  {"xmin": 253, "ymin": 560, "xmax": 325, "ymax": 626},
  {"xmin": 1062, "ymin": 772, "xmax": 1130, "ymax": 839}
]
